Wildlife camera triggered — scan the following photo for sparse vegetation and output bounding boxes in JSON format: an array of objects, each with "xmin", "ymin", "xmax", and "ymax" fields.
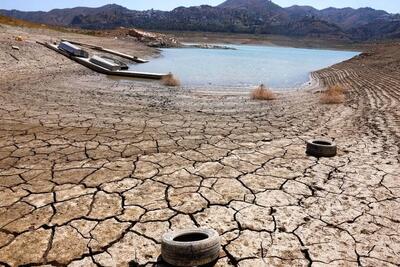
[
  {"xmin": 162, "ymin": 73, "xmax": 180, "ymax": 87},
  {"xmin": 0, "ymin": 15, "xmax": 45, "ymax": 29},
  {"xmin": 320, "ymin": 85, "xmax": 345, "ymax": 104},
  {"xmin": 0, "ymin": 14, "xmax": 103, "ymax": 35},
  {"xmin": 250, "ymin": 84, "xmax": 276, "ymax": 101}
]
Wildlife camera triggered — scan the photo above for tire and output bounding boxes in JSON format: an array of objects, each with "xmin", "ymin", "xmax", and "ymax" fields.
[
  {"xmin": 161, "ymin": 229, "xmax": 221, "ymax": 267},
  {"xmin": 306, "ymin": 139, "xmax": 337, "ymax": 157}
]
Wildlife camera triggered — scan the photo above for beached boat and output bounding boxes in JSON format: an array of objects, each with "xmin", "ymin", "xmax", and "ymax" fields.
[
  {"xmin": 37, "ymin": 41, "xmax": 166, "ymax": 80},
  {"xmin": 58, "ymin": 41, "xmax": 89, "ymax": 58},
  {"xmin": 61, "ymin": 39, "xmax": 149, "ymax": 63}
]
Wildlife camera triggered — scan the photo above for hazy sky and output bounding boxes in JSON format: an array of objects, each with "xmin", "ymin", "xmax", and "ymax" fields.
[{"xmin": 1, "ymin": 0, "xmax": 399, "ymax": 13}]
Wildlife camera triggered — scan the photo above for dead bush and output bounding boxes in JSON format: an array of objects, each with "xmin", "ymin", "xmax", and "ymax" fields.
[
  {"xmin": 250, "ymin": 84, "xmax": 276, "ymax": 101},
  {"xmin": 320, "ymin": 85, "xmax": 345, "ymax": 104},
  {"xmin": 162, "ymin": 73, "xmax": 180, "ymax": 87}
]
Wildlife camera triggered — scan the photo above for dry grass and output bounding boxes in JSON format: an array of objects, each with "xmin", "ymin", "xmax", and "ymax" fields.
[
  {"xmin": 0, "ymin": 15, "xmax": 45, "ymax": 29},
  {"xmin": 320, "ymin": 85, "xmax": 345, "ymax": 104},
  {"xmin": 0, "ymin": 15, "xmax": 101, "ymax": 35},
  {"xmin": 162, "ymin": 73, "xmax": 180, "ymax": 87},
  {"xmin": 250, "ymin": 84, "xmax": 276, "ymax": 101}
]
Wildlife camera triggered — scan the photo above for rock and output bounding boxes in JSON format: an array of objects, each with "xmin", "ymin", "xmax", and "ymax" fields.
[
  {"xmin": 185, "ymin": 44, "xmax": 236, "ymax": 50},
  {"xmin": 127, "ymin": 28, "xmax": 182, "ymax": 48}
]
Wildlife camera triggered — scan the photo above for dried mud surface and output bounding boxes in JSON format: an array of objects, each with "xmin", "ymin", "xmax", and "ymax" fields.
[{"xmin": 0, "ymin": 25, "xmax": 399, "ymax": 267}]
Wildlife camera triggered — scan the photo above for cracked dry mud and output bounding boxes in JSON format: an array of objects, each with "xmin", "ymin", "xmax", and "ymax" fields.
[{"xmin": 0, "ymin": 25, "xmax": 399, "ymax": 267}]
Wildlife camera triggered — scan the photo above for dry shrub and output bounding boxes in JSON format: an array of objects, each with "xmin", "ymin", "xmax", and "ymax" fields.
[
  {"xmin": 250, "ymin": 84, "xmax": 276, "ymax": 101},
  {"xmin": 162, "ymin": 73, "xmax": 180, "ymax": 87},
  {"xmin": 320, "ymin": 85, "xmax": 345, "ymax": 104}
]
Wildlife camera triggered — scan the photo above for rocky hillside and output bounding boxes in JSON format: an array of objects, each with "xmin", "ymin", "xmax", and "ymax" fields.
[{"xmin": 1, "ymin": 0, "xmax": 399, "ymax": 41}]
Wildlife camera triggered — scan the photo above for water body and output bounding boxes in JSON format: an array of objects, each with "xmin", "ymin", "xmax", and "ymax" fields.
[{"xmin": 131, "ymin": 44, "xmax": 359, "ymax": 90}]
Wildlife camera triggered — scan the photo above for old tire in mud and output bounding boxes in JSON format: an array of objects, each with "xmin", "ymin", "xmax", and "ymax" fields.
[
  {"xmin": 161, "ymin": 229, "xmax": 221, "ymax": 266},
  {"xmin": 306, "ymin": 139, "xmax": 337, "ymax": 157}
]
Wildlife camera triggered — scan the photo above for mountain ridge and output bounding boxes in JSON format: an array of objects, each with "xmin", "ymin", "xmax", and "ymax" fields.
[
  {"xmin": 1, "ymin": 0, "xmax": 399, "ymax": 41},
  {"xmin": 218, "ymin": 0, "xmax": 281, "ymax": 10}
]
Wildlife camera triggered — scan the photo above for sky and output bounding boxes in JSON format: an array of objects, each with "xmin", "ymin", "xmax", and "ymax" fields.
[{"xmin": 0, "ymin": 0, "xmax": 399, "ymax": 14}]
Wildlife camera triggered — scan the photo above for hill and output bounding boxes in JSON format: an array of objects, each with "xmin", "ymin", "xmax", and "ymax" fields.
[
  {"xmin": 1, "ymin": 0, "xmax": 399, "ymax": 41},
  {"xmin": 218, "ymin": 0, "xmax": 281, "ymax": 11}
]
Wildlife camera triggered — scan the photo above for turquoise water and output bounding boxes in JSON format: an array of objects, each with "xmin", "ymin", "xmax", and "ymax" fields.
[{"xmin": 131, "ymin": 44, "xmax": 359, "ymax": 90}]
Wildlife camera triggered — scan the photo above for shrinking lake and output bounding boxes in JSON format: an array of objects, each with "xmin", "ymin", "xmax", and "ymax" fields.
[{"xmin": 131, "ymin": 44, "xmax": 359, "ymax": 90}]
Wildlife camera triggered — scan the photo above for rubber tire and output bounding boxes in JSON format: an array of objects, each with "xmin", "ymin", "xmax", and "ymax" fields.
[
  {"xmin": 306, "ymin": 139, "xmax": 337, "ymax": 157},
  {"xmin": 161, "ymin": 229, "xmax": 221, "ymax": 267}
]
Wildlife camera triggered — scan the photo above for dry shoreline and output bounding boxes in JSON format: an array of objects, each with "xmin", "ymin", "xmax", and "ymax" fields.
[
  {"xmin": 0, "ymin": 24, "xmax": 399, "ymax": 267},
  {"xmin": 161, "ymin": 30, "xmax": 370, "ymax": 51},
  {"xmin": 186, "ymin": 74, "xmax": 319, "ymax": 95}
]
